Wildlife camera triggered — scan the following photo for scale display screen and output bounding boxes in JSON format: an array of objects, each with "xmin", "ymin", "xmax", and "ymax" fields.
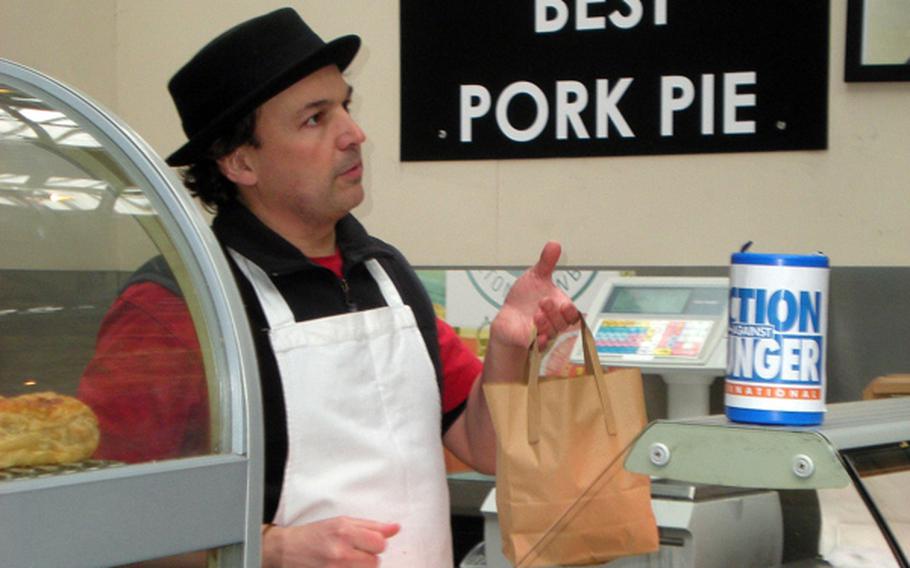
[
  {"xmin": 603, "ymin": 286, "xmax": 727, "ymax": 316},
  {"xmin": 574, "ymin": 278, "xmax": 729, "ymax": 369}
]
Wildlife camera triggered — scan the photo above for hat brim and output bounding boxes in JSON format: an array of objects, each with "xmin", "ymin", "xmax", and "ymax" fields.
[{"xmin": 166, "ymin": 34, "xmax": 360, "ymax": 167}]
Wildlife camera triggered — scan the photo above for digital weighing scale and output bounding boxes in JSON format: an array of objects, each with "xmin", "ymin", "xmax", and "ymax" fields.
[{"xmin": 570, "ymin": 276, "xmax": 730, "ymax": 418}]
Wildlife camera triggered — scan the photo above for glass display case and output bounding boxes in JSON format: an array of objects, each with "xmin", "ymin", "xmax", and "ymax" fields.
[
  {"xmin": 624, "ymin": 397, "xmax": 910, "ymax": 568},
  {"xmin": 0, "ymin": 58, "xmax": 263, "ymax": 566}
]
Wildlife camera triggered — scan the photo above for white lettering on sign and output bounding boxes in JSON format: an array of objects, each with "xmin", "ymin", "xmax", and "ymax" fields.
[
  {"xmin": 455, "ymin": 3, "xmax": 770, "ymax": 145},
  {"xmin": 536, "ymin": 0, "xmax": 569, "ymax": 33},
  {"xmin": 660, "ymin": 76, "xmax": 694, "ymax": 137},
  {"xmin": 460, "ymin": 78, "xmax": 635, "ymax": 143},
  {"xmin": 608, "ymin": 0, "xmax": 643, "ymax": 30},
  {"xmin": 557, "ymin": 81, "xmax": 590, "ymax": 139},
  {"xmin": 460, "ymin": 85, "xmax": 491, "ymax": 143},
  {"xmin": 596, "ymin": 78, "xmax": 635, "ymax": 138},
  {"xmin": 579, "ymin": 0, "xmax": 608, "ymax": 31},
  {"xmin": 724, "ymin": 71, "xmax": 757, "ymax": 134},
  {"xmin": 701, "ymin": 74, "xmax": 714, "ymax": 135},
  {"xmin": 660, "ymin": 72, "xmax": 757, "ymax": 137},
  {"xmin": 496, "ymin": 82, "xmax": 549, "ymax": 142},
  {"xmin": 535, "ymin": 0, "xmax": 668, "ymax": 33}
]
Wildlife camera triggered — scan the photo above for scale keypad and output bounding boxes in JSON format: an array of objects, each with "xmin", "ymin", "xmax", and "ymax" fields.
[{"xmin": 594, "ymin": 318, "xmax": 714, "ymax": 358}]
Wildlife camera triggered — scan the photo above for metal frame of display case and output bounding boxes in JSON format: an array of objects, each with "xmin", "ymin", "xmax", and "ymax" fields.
[
  {"xmin": 625, "ymin": 397, "xmax": 910, "ymax": 567},
  {"xmin": 0, "ymin": 59, "xmax": 264, "ymax": 567}
]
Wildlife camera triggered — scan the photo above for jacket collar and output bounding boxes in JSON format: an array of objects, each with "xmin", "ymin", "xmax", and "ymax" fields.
[{"xmin": 212, "ymin": 202, "xmax": 388, "ymax": 275}]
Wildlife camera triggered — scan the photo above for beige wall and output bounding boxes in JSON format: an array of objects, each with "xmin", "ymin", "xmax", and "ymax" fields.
[
  {"xmin": 0, "ymin": 0, "xmax": 117, "ymax": 110},
  {"xmin": 2, "ymin": 0, "xmax": 909, "ymax": 267}
]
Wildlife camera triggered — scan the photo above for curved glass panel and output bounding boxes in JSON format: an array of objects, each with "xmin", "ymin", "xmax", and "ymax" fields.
[
  {"xmin": 0, "ymin": 78, "xmax": 217, "ymax": 467},
  {"xmin": 0, "ymin": 58, "xmax": 261, "ymax": 568},
  {"xmin": 843, "ymin": 443, "xmax": 910, "ymax": 565},
  {"xmin": 637, "ymin": 481, "xmax": 899, "ymax": 567}
]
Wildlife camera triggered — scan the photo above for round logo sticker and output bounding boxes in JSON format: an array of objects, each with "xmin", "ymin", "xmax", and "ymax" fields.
[{"xmin": 466, "ymin": 269, "xmax": 599, "ymax": 309}]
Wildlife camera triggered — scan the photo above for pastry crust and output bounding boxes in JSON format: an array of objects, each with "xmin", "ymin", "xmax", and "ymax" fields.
[{"xmin": 0, "ymin": 392, "xmax": 100, "ymax": 469}]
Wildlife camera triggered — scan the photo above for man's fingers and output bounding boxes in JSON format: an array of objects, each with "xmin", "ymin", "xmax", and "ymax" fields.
[
  {"xmin": 344, "ymin": 519, "xmax": 400, "ymax": 554},
  {"xmin": 560, "ymin": 301, "xmax": 581, "ymax": 325},
  {"xmin": 534, "ymin": 298, "xmax": 582, "ymax": 347},
  {"xmin": 346, "ymin": 527, "xmax": 387, "ymax": 555},
  {"xmin": 537, "ymin": 298, "xmax": 566, "ymax": 332},
  {"xmin": 541, "ymin": 297, "xmax": 580, "ymax": 331},
  {"xmin": 532, "ymin": 241, "xmax": 562, "ymax": 279},
  {"xmin": 348, "ymin": 518, "xmax": 401, "ymax": 538}
]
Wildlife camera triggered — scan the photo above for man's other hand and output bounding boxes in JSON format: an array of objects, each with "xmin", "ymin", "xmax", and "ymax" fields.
[{"xmin": 262, "ymin": 517, "xmax": 400, "ymax": 568}]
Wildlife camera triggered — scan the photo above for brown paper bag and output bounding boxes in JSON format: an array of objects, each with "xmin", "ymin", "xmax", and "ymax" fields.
[{"xmin": 483, "ymin": 323, "xmax": 659, "ymax": 567}]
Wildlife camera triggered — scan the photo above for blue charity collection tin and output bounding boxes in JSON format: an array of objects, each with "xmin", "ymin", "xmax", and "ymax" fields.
[{"xmin": 726, "ymin": 251, "xmax": 830, "ymax": 426}]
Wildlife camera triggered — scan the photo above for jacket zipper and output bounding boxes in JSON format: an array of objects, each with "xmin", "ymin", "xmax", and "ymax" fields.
[{"xmin": 339, "ymin": 277, "xmax": 358, "ymax": 312}]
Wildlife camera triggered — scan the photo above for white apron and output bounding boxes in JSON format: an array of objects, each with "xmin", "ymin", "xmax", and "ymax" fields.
[{"xmin": 229, "ymin": 250, "xmax": 453, "ymax": 567}]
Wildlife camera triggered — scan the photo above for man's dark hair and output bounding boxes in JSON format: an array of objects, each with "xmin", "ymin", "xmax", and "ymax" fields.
[{"xmin": 180, "ymin": 110, "xmax": 259, "ymax": 211}]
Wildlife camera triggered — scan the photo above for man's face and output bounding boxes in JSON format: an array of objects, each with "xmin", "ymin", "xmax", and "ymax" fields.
[{"xmin": 228, "ymin": 64, "xmax": 366, "ymax": 234}]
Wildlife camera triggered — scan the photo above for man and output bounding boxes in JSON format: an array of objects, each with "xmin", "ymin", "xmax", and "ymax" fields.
[{"xmin": 166, "ymin": 8, "xmax": 579, "ymax": 567}]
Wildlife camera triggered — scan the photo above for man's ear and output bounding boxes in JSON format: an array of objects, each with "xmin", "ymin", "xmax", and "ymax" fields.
[{"xmin": 217, "ymin": 147, "xmax": 258, "ymax": 187}]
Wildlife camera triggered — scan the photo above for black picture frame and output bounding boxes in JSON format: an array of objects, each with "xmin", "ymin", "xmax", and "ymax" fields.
[{"xmin": 845, "ymin": 0, "xmax": 910, "ymax": 82}]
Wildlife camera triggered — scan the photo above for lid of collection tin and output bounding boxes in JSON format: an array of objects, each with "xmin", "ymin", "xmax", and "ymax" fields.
[
  {"xmin": 731, "ymin": 252, "xmax": 829, "ymax": 268},
  {"xmin": 732, "ymin": 243, "xmax": 829, "ymax": 268}
]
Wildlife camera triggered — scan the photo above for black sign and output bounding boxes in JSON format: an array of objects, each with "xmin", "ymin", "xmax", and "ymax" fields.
[{"xmin": 400, "ymin": 1, "xmax": 829, "ymax": 161}]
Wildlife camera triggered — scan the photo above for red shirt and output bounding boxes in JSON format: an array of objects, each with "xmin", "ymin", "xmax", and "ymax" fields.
[{"xmin": 77, "ymin": 282, "xmax": 209, "ymax": 462}]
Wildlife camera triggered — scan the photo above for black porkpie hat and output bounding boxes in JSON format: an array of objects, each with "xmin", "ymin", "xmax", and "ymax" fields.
[{"xmin": 166, "ymin": 7, "xmax": 360, "ymax": 166}]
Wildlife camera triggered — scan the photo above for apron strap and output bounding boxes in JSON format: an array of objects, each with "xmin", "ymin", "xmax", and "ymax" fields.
[
  {"xmin": 227, "ymin": 248, "xmax": 296, "ymax": 328},
  {"xmin": 365, "ymin": 259, "xmax": 404, "ymax": 307}
]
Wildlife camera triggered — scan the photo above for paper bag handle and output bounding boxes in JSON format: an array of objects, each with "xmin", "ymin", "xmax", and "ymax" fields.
[{"xmin": 526, "ymin": 323, "xmax": 618, "ymax": 445}]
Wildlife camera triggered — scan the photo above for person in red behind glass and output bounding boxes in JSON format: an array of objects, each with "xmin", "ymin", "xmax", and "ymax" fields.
[
  {"xmin": 78, "ymin": 256, "xmax": 209, "ymax": 463},
  {"xmin": 84, "ymin": 7, "xmax": 580, "ymax": 568}
]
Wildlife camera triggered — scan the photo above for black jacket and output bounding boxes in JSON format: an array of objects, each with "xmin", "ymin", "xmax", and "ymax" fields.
[{"xmin": 212, "ymin": 203, "xmax": 450, "ymax": 521}]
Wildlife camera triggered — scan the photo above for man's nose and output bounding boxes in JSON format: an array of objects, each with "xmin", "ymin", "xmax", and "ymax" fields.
[{"xmin": 337, "ymin": 112, "xmax": 366, "ymax": 149}]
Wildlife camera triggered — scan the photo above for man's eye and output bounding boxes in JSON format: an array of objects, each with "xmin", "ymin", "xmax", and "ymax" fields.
[{"xmin": 303, "ymin": 113, "xmax": 322, "ymax": 127}]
